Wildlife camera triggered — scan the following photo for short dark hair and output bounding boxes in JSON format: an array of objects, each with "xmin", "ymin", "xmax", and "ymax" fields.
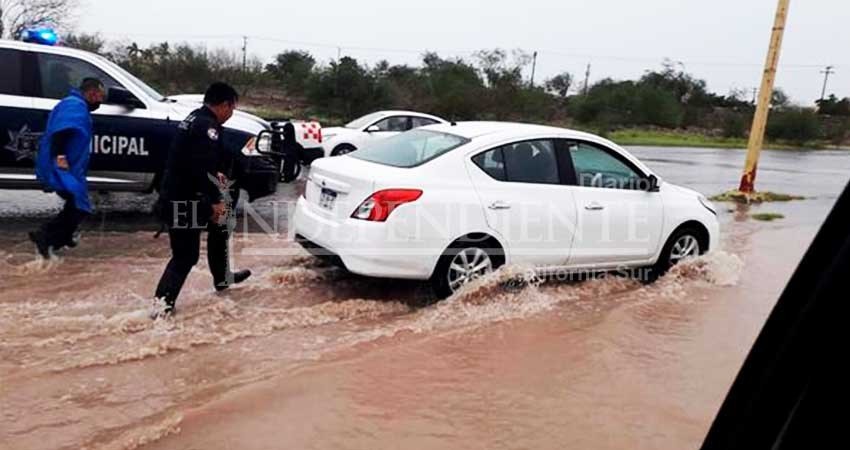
[
  {"xmin": 80, "ymin": 77, "xmax": 104, "ymax": 93},
  {"xmin": 204, "ymin": 82, "xmax": 239, "ymax": 106}
]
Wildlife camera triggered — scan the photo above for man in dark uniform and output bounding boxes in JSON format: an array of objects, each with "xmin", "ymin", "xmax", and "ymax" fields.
[{"xmin": 153, "ymin": 82, "xmax": 251, "ymax": 317}]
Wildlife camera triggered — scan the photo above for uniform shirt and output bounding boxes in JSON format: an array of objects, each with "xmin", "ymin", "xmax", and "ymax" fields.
[{"xmin": 159, "ymin": 106, "xmax": 230, "ymax": 204}]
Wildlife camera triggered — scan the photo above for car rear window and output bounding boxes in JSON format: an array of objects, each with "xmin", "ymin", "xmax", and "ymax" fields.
[{"xmin": 350, "ymin": 129, "xmax": 470, "ymax": 168}]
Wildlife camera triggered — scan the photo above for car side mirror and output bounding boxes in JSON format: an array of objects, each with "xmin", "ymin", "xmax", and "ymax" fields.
[
  {"xmin": 107, "ymin": 87, "xmax": 145, "ymax": 109},
  {"xmin": 646, "ymin": 174, "xmax": 661, "ymax": 192},
  {"xmin": 365, "ymin": 125, "xmax": 381, "ymax": 133}
]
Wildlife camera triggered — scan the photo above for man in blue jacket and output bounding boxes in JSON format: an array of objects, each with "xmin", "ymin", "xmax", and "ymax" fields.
[{"xmin": 29, "ymin": 78, "xmax": 105, "ymax": 258}]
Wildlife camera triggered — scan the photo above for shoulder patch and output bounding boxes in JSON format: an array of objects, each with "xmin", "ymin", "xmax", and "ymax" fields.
[{"xmin": 207, "ymin": 128, "xmax": 219, "ymax": 141}]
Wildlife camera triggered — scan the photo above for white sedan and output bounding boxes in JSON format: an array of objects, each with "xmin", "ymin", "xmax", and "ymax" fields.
[
  {"xmin": 294, "ymin": 122, "xmax": 719, "ymax": 298},
  {"xmin": 321, "ymin": 110, "xmax": 447, "ymax": 157}
]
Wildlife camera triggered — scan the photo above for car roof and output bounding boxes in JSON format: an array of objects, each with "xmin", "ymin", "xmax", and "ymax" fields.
[
  {"xmin": 374, "ymin": 110, "xmax": 446, "ymax": 121},
  {"xmin": 423, "ymin": 121, "xmax": 600, "ymax": 141},
  {"xmin": 0, "ymin": 39, "xmax": 99, "ymax": 59}
]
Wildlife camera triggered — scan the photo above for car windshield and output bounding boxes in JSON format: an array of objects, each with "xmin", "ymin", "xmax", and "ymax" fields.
[
  {"xmin": 95, "ymin": 55, "xmax": 166, "ymax": 102},
  {"xmin": 350, "ymin": 129, "xmax": 469, "ymax": 168},
  {"xmin": 345, "ymin": 112, "xmax": 387, "ymax": 129}
]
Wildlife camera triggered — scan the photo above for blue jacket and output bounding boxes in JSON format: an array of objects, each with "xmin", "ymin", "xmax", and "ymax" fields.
[{"xmin": 35, "ymin": 89, "xmax": 93, "ymax": 213}]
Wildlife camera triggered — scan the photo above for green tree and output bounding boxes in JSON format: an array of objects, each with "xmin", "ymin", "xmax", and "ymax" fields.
[
  {"xmin": 420, "ymin": 52, "xmax": 486, "ymax": 120},
  {"xmin": 265, "ymin": 50, "xmax": 316, "ymax": 95},
  {"xmin": 545, "ymin": 72, "xmax": 573, "ymax": 98},
  {"xmin": 816, "ymin": 95, "xmax": 850, "ymax": 116},
  {"xmin": 766, "ymin": 108, "xmax": 821, "ymax": 145},
  {"xmin": 63, "ymin": 32, "xmax": 105, "ymax": 54}
]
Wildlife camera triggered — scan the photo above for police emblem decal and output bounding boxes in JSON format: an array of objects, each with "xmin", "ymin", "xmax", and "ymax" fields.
[
  {"xmin": 207, "ymin": 128, "xmax": 219, "ymax": 141},
  {"xmin": 5, "ymin": 125, "xmax": 43, "ymax": 161}
]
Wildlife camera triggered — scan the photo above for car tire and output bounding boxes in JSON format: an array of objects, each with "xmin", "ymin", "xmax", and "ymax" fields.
[
  {"xmin": 331, "ymin": 144, "xmax": 356, "ymax": 157},
  {"xmin": 648, "ymin": 226, "xmax": 705, "ymax": 281},
  {"xmin": 430, "ymin": 244, "xmax": 499, "ymax": 299}
]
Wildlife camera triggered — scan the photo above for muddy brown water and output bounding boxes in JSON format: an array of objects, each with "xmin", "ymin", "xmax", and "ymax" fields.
[{"xmin": 1, "ymin": 147, "xmax": 848, "ymax": 450}]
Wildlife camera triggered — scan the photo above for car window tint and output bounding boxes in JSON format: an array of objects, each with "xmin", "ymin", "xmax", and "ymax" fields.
[
  {"xmin": 36, "ymin": 53, "xmax": 121, "ymax": 100},
  {"xmin": 502, "ymin": 140, "xmax": 559, "ymax": 184},
  {"xmin": 0, "ymin": 49, "xmax": 24, "ymax": 96},
  {"xmin": 373, "ymin": 116, "xmax": 409, "ymax": 132},
  {"xmin": 472, "ymin": 148, "xmax": 507, "ymax": 181},
  {"xmin": 569, "ymin": 142, "xmax": 643, "ymax": 190},
  {"xmin": 411, "ymin": 117, "xmax": 439, "ymax": 128}
]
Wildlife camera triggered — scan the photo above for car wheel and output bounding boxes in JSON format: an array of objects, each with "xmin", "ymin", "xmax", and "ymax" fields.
[
  {"xmin": 331, "ymin": 144, "xmax": 356, "ymax": 157},
  {"xmin": 431, "ymin": 246, "xmax": 496, "ymax": 299},
  {"xmin": 650, "ymin": 227, "xmax": 704, "ymax": 280}
]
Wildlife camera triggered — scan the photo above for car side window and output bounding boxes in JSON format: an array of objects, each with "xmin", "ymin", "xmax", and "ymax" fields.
[
  {"xmin": 36, "ymin": 53, "xmax": 121, "ymax": 100},
  {"xmin": 472, "ymin": 147, "xmax": 507, "ymax": 181},
  {"xmin": 504, "ymin": 140, "xmax": 559, "ymax": 184},
  {"xmin": 569, "ymin": 142, "xmax": 643, "ymax": 190},
  {"xmin": 411, "ymin": 117, "xmax": 439, "ymax": 128},
  {"xmin": 473, "ymin": 140, "xmax": 559, "ymax": 184},
  {"xmin": 0, "ymin": 49, "xmax": 24, "ymax": 96},
  {"xmin": 373, "ymin": 116, "xmax": 410, "ymax": 132}
]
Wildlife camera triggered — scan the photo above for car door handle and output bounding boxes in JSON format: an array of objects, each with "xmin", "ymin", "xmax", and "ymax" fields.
[
  {"xmin": 585, "ymin": 202, "xmax": 605, "ymax": 211},
  {"xmin": 488, "ymin": 201, "xmax": 512, "ymax": 210}
]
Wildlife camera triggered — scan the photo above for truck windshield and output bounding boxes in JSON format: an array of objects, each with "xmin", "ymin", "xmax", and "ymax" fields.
[
  {"xmin": 95, "ymin": 55, "xmax": 166, "ymax": 102},
  {"xmin": 350, "ymin": 129, "xmax": 469, "ymax": 168}
]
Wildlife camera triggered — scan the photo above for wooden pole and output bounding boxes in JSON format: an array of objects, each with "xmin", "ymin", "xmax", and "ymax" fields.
[{"xmin": 739, "ymin": 0, "xmax": 790, "ymax": 193}]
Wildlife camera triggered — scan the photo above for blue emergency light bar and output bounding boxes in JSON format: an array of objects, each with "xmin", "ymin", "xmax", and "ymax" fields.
[{"xmin": 21, "ymin": 27, "xmax": 60, "ymax": 46}]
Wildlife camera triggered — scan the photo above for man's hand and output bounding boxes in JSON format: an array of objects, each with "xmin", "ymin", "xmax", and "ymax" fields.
[
  {"xmin": 211, "ymin": 201, "xmax": 227, "ymax": 224},
  {"xmin": 56, "ymin": 155, "xmax": 69, "ymax": 171}
]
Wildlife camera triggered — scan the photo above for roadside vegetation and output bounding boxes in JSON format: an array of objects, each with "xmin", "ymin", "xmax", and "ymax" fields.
[
  {"xmin": 750, "ymin": 213, "xmax": 785, "ymax": 222},
  {"xmin": 62, "ymin": 33, "xmax": 850, "ymax": 149},
  {"xmin": 711, "ymin": 191, "xmax": 805, "ymax": 203}
]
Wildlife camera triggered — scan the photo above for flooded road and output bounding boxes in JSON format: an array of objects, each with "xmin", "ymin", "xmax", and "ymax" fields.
[{"xmin": 1, "ymin": 147, "xmax": 848, "ymax": 450}]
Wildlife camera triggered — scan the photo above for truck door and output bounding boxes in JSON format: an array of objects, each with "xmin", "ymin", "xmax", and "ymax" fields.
[
  {"xmin": 0, "ymin": 48, "xmax": 42, "ymax": 189},
  {"xmin": 31, "ymin": 52, "xmax": 168, "ymax": 191}
]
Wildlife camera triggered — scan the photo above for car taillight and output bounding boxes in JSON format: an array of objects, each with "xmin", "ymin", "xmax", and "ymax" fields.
[{"xmin": 352, "ymin": 189, "xmax": 423, "ymax": 222}]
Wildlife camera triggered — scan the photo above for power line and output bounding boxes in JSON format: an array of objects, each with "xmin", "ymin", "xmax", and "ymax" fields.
[{"xmin": 94, "ymin": 31, "xmax": 840, "ymax": 69}]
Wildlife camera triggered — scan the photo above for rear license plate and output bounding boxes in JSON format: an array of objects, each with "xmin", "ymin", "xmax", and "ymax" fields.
[{"xmin": 319, "ymin": 188, "xmax": 337, "ymax": 210}]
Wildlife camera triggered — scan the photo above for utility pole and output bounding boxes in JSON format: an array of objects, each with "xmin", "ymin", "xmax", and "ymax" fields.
[
  {"xmin": 529, "ymin": 51, "xmax": 538, "ymax": 87},
  {"xmin": 583, "ymin": 63, "xmax": 591, "ymax": 95},
  {"xmin": 751, "ymin": 88, "xmax": 758, "ymax": 105},
  {"xmin": 820, "ymin": 65, "xmax": 835, "ymax": 102},
  {"xmin": 241, "ymin": 36, "xmax": 248, "ymax": 73},
  {"xmin": 739, "ymin": 0, "xmax": 790, "ymax": 193}
]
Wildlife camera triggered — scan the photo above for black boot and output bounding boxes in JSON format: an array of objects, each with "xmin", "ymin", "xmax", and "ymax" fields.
[
  {"xmin": 215, "ymin": 269, "xmax": 252, "ymax": 292},
  {"xmin": 28, "ymin": 231, "xmax": 51, "ymax": 258}
]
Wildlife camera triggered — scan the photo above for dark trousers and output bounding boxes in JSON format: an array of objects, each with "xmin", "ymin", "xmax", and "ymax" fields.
[
  {"xmin": 40, "ymin": 192, "xmax": 88, "ymax": 248},
  {"xmin": 154, "ymin": 222, "xmax": 230, "ymax": 307}
]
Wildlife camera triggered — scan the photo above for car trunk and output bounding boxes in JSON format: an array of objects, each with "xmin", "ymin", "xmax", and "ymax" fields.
[{"xmin": 305, "ymin": 156, "xmax": 382, "ymax": 222}]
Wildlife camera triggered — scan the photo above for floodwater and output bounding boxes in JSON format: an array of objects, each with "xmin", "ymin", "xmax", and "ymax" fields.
[{"xmin": 1, "ymin": 147, "xmax": 848, "ymax": 450}]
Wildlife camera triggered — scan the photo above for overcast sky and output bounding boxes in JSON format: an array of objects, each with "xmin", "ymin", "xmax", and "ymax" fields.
[{"xmin": 77, "ymin": 0, "xmax": 848, "ymax": 105}]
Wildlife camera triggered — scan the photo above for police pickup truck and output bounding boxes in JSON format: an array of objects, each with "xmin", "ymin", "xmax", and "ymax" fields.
[{"xmin": 0, "ymin": 35, "xmax": 323, "ymax": 201}]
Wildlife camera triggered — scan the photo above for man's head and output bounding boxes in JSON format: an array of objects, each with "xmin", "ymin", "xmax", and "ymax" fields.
[
  {"xmin": 203, "ymin": 82, "xmax": 239, "ymax": 124},
  {"xmin": 80, "ymin": 78, "xmax": 106, "ymax": 112}
]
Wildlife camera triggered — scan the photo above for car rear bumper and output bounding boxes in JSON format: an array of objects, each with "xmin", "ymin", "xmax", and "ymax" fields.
[{"xmin": 292, "ymin": 197, "xmax": 437, "ymax": 280}]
